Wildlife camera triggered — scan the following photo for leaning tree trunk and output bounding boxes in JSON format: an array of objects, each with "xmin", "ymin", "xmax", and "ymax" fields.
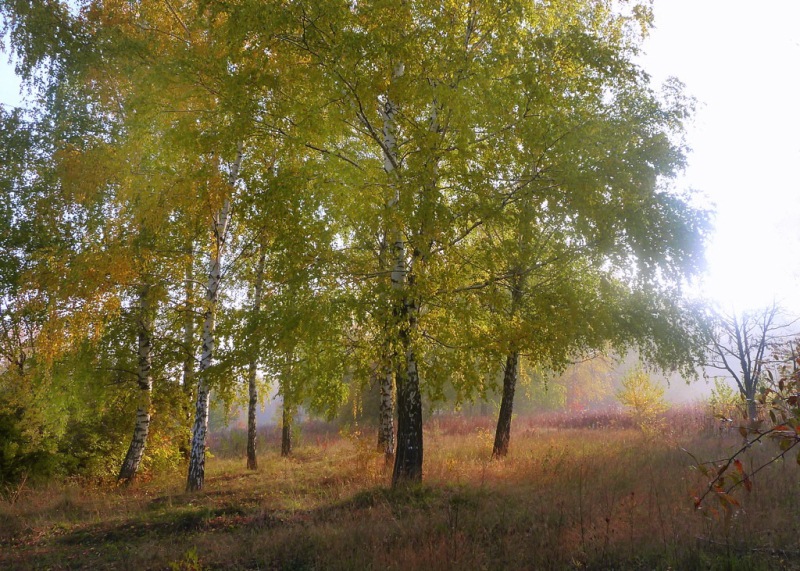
[
  {"xmin": 246, "ymin": 249, "xmax": 266, "ymax": 470},
  {"xmin": 186, "ymin": 146, "xmax": 242, "ymax": 492},
  {"xmin": 492, "ymin": 351, "xmax": 519, "ymax": 458},
  {"xmin": 118, "ymin": 283, "xmax": 154, "ymax": 483},
  {"xmin": 492, "ymin": 271, "xmax": 525, "ymax": 458}
]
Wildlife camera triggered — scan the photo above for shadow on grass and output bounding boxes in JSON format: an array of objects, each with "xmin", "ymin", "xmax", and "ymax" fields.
[{"xmin": 55, "ymin": 482, "xmax": 480, "ymax": 548}]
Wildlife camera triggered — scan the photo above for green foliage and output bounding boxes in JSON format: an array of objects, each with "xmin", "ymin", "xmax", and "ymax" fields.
[
  {"xmin": 169, "ymin": 547, "xmax": 205, "ymax": 571},
  {"xmin": 1, "ymin": 0, "xmax": 709, "ymax": 484},
  {"xmin": 616, "ymin": 366, "xmax": 668, "ymax": 433},
  {"xmin": 707, "ymin": 378, "xmax": 740, "ymax": 421},
  {"xmin": 0, "ymin": 403, "xmax": 60, "ymax": 485}
]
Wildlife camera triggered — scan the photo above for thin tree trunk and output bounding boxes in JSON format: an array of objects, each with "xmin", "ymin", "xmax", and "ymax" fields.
[
  {"xmin": 377, "ymin": 368, "xmax": 395, "ymax": 462},
  {"xmin": 376, "ymin": 235, "xmax": 395, "ymax": 461},
  {"xmin": 492, "ymin": 351, "xmax": 519, "ymax": 458},
  {"xmin": 186, "ymin": 146, "xmax": 242, "ymax": 492},
  {"xmin": 492, "ymin": 271, "xmax": 525, "ymax": 459},
  {"xmin": 180, "ymin": 244, "xmax": 195, "ymax": 460},
  {"xmin": 281, "ymin": 399, "xmax": 293, "ymax": 457},
  {"xmin": 186, "ymin": 210, "xmax": 227, "ymax": 491},
  {"xmin": 246, "ymin": 249, "xmax": 266, "ymax": 470},
  {"xmin": 118, "ymin": 284, "xmax": 154, "ymax": 483},
  {"xmin": 246, "ymin": 362, "xmax": 259, "ymax": 468}
]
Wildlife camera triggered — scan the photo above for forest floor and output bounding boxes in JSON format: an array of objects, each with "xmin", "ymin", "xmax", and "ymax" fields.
[{"xmin": 3, "ymin": 407, "xmax": 800, "ymax": 570}]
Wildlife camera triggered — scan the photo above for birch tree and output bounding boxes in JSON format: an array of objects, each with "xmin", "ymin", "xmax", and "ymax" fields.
[
  {"xmin": 186, "ymin": 146, "xmax": 243, "ymax": 491},
  {"xmin": 2, "ymin": 0, "xmax": 711, "ymax": 487},
  {"xmin": 269, "ymin": 0, "xmax": 708, "ymax": 482},
  {"xmin": 116, "ymin": 283, "xmax": 155, "ymax": 482}
]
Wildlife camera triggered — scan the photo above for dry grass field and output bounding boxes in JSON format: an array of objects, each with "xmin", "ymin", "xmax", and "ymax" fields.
[{"xmin": 2, "ymin": 406, "xmax": 799, "ymax": 570}]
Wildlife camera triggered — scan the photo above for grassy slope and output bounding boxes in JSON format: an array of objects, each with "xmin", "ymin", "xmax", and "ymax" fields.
[{"xmin": 2, "ymin": 409, "xmax": 800, "ymax": 570}]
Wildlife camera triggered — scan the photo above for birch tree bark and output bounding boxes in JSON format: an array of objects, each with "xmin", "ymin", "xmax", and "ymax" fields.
[
  {"xmin": 383, "ymin": 66, "xmax": 439, "ymax": 486},
  {"xmin": 377, "ymin": 62, "xmax": 426, "ymax": 485},
  {"xmin": 180, "ymin": 244, "xmax": 195, "ymax": 460},
  {"xmin": 186, "ymin": 146, "xmax": 243, "ymax": 492},
  {"xmin": 376, "ymin": 231, "xmax": 396, "ymax": 461},
  {"xmin": 118, "ymin": 283, "xmax": 154, "ymax": 483},
  {"xmin": 392, "ymin": 299, "xmax": 424, "ymax": 484},
  {"xmin": 393, "ymin": 94, "xmax": 444, "ymax": 484},
  {"xmin": 377, "ymin": 367, "xmax": 395, "ymax": 462},
  {"xmin": 246, "ymin": 248, "xmax": 266, "ymax": 470}
]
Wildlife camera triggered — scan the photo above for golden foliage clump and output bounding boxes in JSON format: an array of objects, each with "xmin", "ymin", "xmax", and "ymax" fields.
[{"xmin": 616, "ymin": 366, "xmax": 668, "ymax": 434}]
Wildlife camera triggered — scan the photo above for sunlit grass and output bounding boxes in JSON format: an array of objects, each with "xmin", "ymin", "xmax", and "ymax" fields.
[{"xmin": 2, "ymin": 406, "xmax": 799, "ymax": 570}]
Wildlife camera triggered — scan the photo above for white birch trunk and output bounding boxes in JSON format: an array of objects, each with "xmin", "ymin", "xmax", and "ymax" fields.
[
  {"xmin": 181, "ymin": 244, "xmax": 195, "ymax": 459},
  {"xmin": 377, "ymin": 368, "xmax": 395, "ymax": 461},
  {"xmin": 375, "ymin": 64, "xmax": 405, "ymax": 464},
  {"xmin": 186, "ymin": 146, "xmax": 243, "ymax": 492},
  {"xmin": 118, "ymin": 283, "xmax": 154, "ymax": 483},
  {"xmin": 393, "ymin": 92, "xmax": 445, "ymax": 485},
  {"xmin": 376, "ymin": 62, "xmax": 424, "ymax": 485}
]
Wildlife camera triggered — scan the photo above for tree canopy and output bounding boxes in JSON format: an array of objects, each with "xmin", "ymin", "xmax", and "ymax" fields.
[{"xmin": 1, "ymin": 0, "xmax": 709, "ymax": 487}]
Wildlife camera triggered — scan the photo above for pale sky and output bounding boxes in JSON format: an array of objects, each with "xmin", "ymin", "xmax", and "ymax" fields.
[
  {"xmin": 2, "ymin": 2, "xmax": 800, "ymax": 315},
  {"xmin": 639, "ymin": 1, "xmax": 800, "ymax": 314}
]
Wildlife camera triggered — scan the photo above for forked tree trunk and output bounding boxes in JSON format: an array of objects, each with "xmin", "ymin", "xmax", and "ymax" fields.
[
  {"xmin": 377, "ymin": 368, "xmax": 395, "ymax": 462},
  {"xmin": 118, "ymin": 284, "xmax": 154, "ymax": 483},
  {"xmin": 246, "ymin": 249, "xmax": 266, "ymax": 470},
  {"xmin": 186, "ymin": 146, "xmax": 242, "ymax": 492},
  {"xmin": 492, "ymin": 351, "xmax": 519, "ymax": 458}
]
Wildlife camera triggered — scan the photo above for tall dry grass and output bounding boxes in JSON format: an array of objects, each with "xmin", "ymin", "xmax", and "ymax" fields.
[{"xmin": 2, "ymin": 404, "xmax": 799, "ymax": 570}]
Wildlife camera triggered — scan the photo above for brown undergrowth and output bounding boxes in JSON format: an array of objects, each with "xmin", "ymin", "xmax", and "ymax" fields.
[{"xmin": 2, "ymin": 406, "xmax": 800, "ymax": 570}]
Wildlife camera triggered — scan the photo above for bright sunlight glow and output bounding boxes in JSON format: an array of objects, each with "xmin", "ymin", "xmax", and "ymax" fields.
[{"xmin": 638, "ymin": 0, "xmax": 800, "ymax": 313}]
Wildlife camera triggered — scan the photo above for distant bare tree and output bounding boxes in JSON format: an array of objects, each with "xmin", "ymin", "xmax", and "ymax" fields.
[{"xmin": 705, "ymin": 303, "xmax": 794, "ymax": 423}]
